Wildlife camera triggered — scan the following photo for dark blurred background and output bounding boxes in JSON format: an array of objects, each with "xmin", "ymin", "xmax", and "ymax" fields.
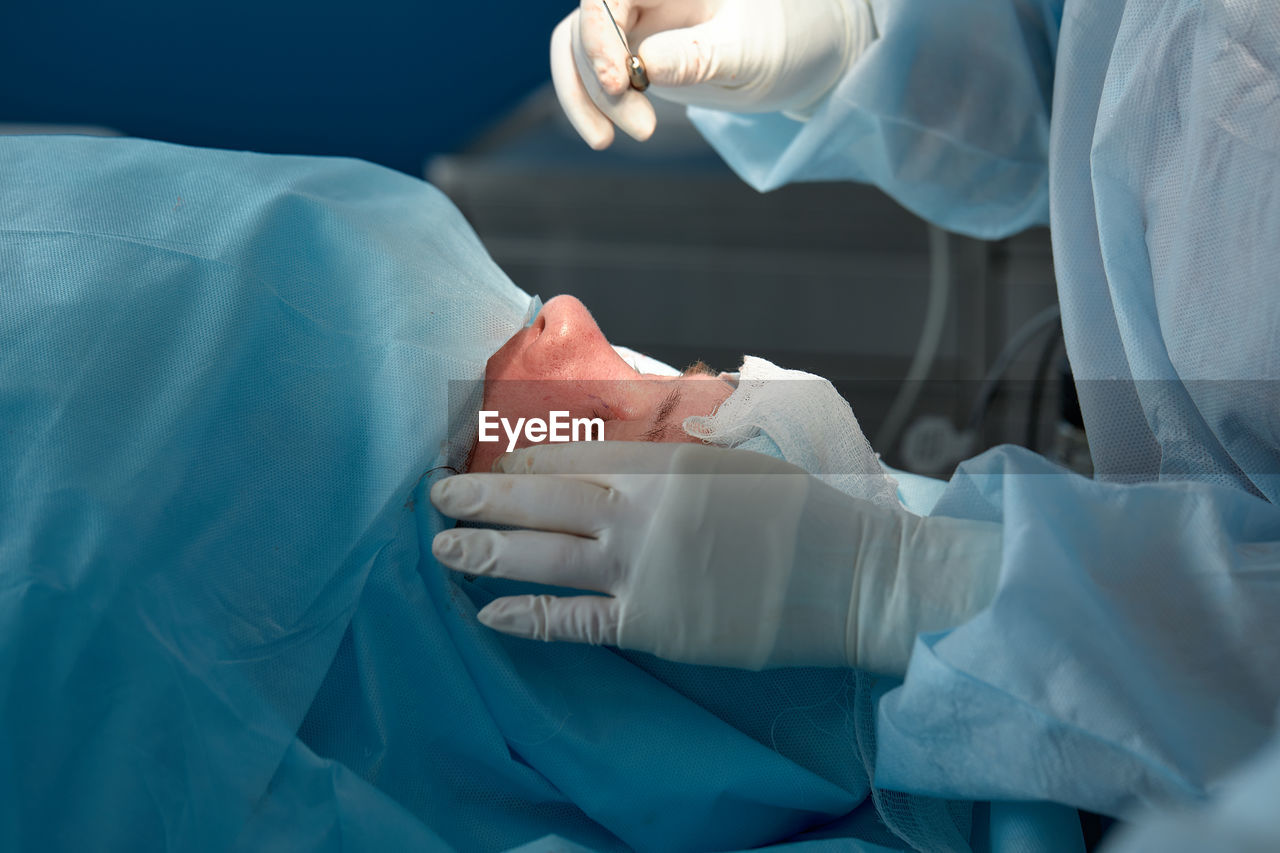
[{"xmin": 0, "ymin": 0, "xmax": 564, "ymax": 172}]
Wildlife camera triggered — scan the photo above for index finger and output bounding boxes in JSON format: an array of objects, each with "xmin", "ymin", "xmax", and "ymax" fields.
[
  {"xmin": 580, "ymin": 0, "xmax": 639, "ymax": 97},
  {"xmin": 430, "ymin": 472, "xmax": 615, "ymax": 535}
]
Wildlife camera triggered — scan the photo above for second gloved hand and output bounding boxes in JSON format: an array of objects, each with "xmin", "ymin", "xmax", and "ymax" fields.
[
  {"xmin": 551, "ymin": 0, "xmax": 877, "ymax": 149},
  {"xmin": 431, "ymin": 442, "xmax": 1001, "ymax": 675}
]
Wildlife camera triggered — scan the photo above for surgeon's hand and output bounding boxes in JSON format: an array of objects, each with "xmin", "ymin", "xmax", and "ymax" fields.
[
  {"xmin": 550, "ymin": 0, "xmax": 876, "ymax": 149},
  {"xmin": 430, "ymin": 442, "xmax": 1001, "ymax": 675}
]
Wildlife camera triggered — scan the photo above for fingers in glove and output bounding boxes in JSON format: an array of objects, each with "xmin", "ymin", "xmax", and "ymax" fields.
[
  {"xmin": 551, "ymin": 12, "xmax": 615, "ymax": 149},
  {"xmin": 433, "ymin": 529, "xmax": 621, "ymax": 593},
  {"xmin": 636, "ymin": 17, "xmax": 729, "ymax": 90},
  {"xmin": 430, "ymin": 473, "xmax": 614, "ymax": 535},
  {"xmin": 570, "ymin": 8, "xmax": 656, "ymax": 141},
  {"xmin": 478, "ymin": 594, "xmax": 621, "ymax": 646},
  {"xmin": 493, "ymin": 440, "xmax": 681, "ymax": 478},
  {"xmin": 579, "ymin": 0, "xmax": 639, "ymax": 97},
  {"xmin": 625, "ymin": 0, "xmax": 719, "ymax": 44}
]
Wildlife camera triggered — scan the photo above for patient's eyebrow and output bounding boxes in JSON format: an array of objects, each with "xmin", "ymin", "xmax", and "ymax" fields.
[
  {"xmin": 681, "ymin": 361, "xmax": 715, "ymax": 377},
  {"xmin": 642, "ymin": 388, "xmax": 683, "ymax": 442}
]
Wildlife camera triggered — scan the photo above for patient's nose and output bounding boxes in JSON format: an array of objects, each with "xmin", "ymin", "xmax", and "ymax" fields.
[
  {"xmin": 538, "ymin": 295, "xmax": 594, "ymax": 338},
  {"xmin": 528, "ymin": 295, "xmax": 607, "ymax": 371}
]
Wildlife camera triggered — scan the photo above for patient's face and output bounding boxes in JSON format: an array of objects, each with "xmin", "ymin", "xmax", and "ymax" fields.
[{"xmin": 469, "ymin": 295, "xmax": 733, "ymax": 472}]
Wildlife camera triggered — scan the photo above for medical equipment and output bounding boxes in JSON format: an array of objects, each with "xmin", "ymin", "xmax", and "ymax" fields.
[
  {"xmin": 897, "ymin": 303, "xmax": 1066, "ymax": 476},
  {"xmin": 874, "ymin": 224, "xmax": 952, "ymax": 455},
  {"xmin": 601, "ymin": 1, "xmax": 648, "ymax": 92}
]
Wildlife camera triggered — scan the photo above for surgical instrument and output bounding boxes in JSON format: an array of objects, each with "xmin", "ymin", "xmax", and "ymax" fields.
[{"xmin": 602, "ymin": 1, "xmax": 649, "ymax": 92}]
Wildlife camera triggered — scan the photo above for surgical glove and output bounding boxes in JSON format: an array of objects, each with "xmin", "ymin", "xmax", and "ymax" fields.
[
  {"xmin": 550, "ymin": 0, "xmax": 876, "ymax": 149},
  {"xmin": 430, "ymin": 442, "xmax": 1002, "ymax": 675}
]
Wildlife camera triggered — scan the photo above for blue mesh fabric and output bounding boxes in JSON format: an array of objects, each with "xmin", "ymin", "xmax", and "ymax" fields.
[{"xmin": 1, "ymin": 136, "xmax": 1072, "ymax": 853}]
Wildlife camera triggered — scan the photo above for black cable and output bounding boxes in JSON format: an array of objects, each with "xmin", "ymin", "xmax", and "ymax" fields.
[
  {"xmin": 1025, "ymin": 320, "xmax": 1064, "ymax": 451},
  {"xmin": 965, "ymin": 304, "xmax": 1061, "ymax": 434}
]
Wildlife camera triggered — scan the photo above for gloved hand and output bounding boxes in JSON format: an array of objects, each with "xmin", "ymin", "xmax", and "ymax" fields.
[
  {"xmin": 550, "ymin": 0, "xmax": 876, "ymax": 149},
  {"xmin": 430, "ymin": 442, "xmax": 1001, "ymax": 675}
]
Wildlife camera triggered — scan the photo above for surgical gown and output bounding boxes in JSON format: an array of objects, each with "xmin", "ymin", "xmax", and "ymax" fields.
[
  {"xmin": 691, "ymin": 0, "xmax": 1280, "ymax": 822},
  {"xmin": 0, "ymin": 136, "xmax": 1088, "ymax": 852}
]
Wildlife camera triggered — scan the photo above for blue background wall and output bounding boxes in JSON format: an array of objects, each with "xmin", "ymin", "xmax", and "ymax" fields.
[{"xmin": 0, "ymin": 0, "xmax": 569, "ymax": 173}]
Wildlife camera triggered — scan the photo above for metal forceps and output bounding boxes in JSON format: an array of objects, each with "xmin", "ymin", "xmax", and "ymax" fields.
[{"xmin": 601, "ymin": 1, "xmax": 650, "ymax": 92}]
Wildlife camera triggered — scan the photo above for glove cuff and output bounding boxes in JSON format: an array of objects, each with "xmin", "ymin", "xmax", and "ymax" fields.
[{"xmin": 848, "ymin": 514, "xmax": 1004, "ymax": 676}]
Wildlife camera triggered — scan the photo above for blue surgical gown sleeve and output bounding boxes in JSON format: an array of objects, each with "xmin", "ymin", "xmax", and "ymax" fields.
[
  {"xmin": 875, "ymin": 447, "xmax": 1280, "ymax": 815},
  {"xmin": 688, "ymin": 0, "xmax": 1063, "ymax": 240},
  {"xmin": 1100, "ymin": 721, "xmax": 1280, "ymax": 852}
]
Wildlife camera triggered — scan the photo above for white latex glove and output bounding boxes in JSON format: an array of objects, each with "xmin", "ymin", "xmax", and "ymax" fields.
[
  {"xmin": 430, "ymin": 442, "xmax": 1001, "ymax": 675},
  {"xmin": 551, "ymin": 0, "xmax": 876, "ymax": 149}
]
